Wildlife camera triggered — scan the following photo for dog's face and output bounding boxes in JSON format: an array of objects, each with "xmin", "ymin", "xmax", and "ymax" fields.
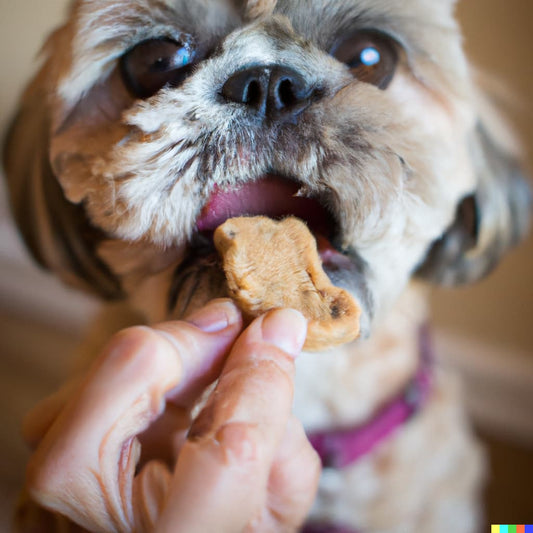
[{"xmin": 3, "ymin": 0, "xmax": 530, "ymax": 334}]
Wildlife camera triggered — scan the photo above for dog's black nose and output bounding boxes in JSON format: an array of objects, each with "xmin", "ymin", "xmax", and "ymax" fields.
[{"xmin": 221, "ymin": 66, "xmax": 317, "ymax": 121}]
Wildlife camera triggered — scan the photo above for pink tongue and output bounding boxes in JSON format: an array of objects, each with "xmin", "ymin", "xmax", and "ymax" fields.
[
  {"xmin": 196, "ymin": 176, "xmax": 329, "ymax": 234},
  {"xmin": 196, "ymin": 175, "xmax": 351, "ymax": 266}
]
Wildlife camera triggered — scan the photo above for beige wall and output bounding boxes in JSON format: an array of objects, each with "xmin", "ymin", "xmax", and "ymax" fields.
[
  {"xmin": 0, "ymin": 0, "xmax": 69, "ymax": 133},
  {"xmin": 432, "ymin": 1, "xmax": 533, "ymax": 354}
]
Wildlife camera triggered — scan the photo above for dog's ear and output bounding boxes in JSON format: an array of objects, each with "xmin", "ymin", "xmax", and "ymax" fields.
[
  {"xmin": 416, "ymin": 102, "xmax": 531, "ymax": 286},
  {"xmin": 2, "ymin": 42, "xmax": 124, "ymax": 300}
]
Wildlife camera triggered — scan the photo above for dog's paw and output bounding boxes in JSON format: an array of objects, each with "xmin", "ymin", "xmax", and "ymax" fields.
[{"xmin": 214, "ymin": 216, "xmax": 360, "ymax": 351}]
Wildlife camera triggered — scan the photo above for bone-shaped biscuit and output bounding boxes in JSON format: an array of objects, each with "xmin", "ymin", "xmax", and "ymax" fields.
[{"xmin": 214, "ymin": 216, "xmax": 360, "ymax": 351}]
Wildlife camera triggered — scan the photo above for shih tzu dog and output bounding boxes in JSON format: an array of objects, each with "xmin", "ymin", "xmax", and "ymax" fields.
[{"xmin": 3, "ymin": 0, "xmax": 530, "ymax": 531}]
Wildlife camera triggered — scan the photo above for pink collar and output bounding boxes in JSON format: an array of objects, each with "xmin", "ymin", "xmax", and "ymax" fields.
[{"xmin": 307, "ymin": 327, "xmax": 433, "ymax": 470}]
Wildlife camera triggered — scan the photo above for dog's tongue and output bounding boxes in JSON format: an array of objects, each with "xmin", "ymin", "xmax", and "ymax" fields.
[
  {"xmin": 196, "ymin": 176, "xmax": 330, "ymax": 235},
  {"xmin": 196, "ymin": 175, "xmax": 352, "ymax": 269}
]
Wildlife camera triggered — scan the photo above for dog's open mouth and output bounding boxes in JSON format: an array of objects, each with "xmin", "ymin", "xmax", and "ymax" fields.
[
  {"xmin": 196, "ymin": 174, "xmax": 349, "ymax": 265},
  {"xmin": 196, "ymin": 174, "xmax": 334, "ymax": 238},
  {"xmin": 169, "ymin": 174, "xmax": 371, "ymax": 333}
]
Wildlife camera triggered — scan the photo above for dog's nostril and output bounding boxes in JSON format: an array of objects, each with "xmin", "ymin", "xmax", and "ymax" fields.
[
  {"xmin": 221, "ymin": 68, "xmax": 267, "ymax": 110},
  {"xmin": 243, "ymin": 79, "xmax": 263, "ymax": 107},
  {"xmin": 221, "ymin": 65, "xmax": 318, "ymax": 120},
  {"xmin": 276, "ymin": 78, "xmax": 298, "ymax": 109}
]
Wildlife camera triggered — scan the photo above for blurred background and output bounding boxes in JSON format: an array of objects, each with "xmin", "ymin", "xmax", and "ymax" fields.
[
  {"xmin": 433, "ymin": 0, "xmax": 533, "ymax": 525},
  {"xmin": 0, "ymin": 0, "xmax": 531, "ymax": 529}
]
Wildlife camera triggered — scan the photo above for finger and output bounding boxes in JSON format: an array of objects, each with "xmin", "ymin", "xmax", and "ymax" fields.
[
  {"xmin": 22, "ymin": 299, "xmax": 242, "ymax": 451},
  {"xmin": 133, "ymin": 460, "xmax": 173, "ymax": 532},
  {"xmin": 25, "ymin": 299, "xmax": 242, "ymax": 532},
  {"xmin": 262, "ymin": 416, "xmax": 321, "ymax": 531},
  {"xmin": 156, "ymin": 299, "xmax": 244, "ymax": 406},
  {"xmin": 156, "ymin": 308, "xmax": 307, "ymax": 533}
]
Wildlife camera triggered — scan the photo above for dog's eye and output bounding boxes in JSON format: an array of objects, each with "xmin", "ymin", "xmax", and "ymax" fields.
[
  {"xmin": 331, "ymin": 31, "xmax": 398, "ymax": 89},
  {"xmin": 120, "ymin": 38, "xmax": 196, "ymax": 99}
]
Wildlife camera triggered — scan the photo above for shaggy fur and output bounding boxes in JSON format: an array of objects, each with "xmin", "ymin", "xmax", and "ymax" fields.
[{"xmin": 3, "ymin": 0, "xmax": 530, "ymax": 531}]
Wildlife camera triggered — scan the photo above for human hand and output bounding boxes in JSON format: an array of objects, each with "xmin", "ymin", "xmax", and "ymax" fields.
[{"xmin": 21, "ymin": 300, "xmax": 320, "ymax": 532}]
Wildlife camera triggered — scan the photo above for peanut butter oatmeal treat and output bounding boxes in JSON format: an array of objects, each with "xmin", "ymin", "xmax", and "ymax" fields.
[{"xmin": 214, "ymin": 216, "xmax": 360, "ymax": 351}]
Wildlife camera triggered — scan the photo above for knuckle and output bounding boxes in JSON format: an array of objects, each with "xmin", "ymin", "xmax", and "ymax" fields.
[
  {"xmin": 216, "ymin": 422, "xmax": 264, "ymax": 464},
  {"xmin": 239, "ymin": 343, "xmax": 295, "ymax": 388},
  {"xmin": 296, "ymin": 425, "xmax": 322, "ymax": 478},
  {"xmin": 106, "ymin": 326, "xmax": 179, "ymax": 379},
  {"xmin": 296, "ymin": 443, "xmax": 322, "ymax": 492},
  {"xmin": 190, "ymin": 421, "xmax": 266, "ymax": 469},
  {"xmin": 307, "ymin": 445, "xmax": 322, "ymax": 478}
]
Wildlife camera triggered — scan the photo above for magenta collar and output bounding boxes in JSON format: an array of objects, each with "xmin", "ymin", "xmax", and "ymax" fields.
[{"xmin": 307, "ymin": 327, "xmax": 433, "ymax": 470}]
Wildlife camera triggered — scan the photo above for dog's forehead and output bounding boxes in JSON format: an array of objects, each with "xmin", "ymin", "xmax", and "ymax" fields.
[
  {"xmin": 193, "ymin": 0, "xmax": 457, "ymax": 20},
  {"xmin": 70, "ymin": 0, "xmax": 458, "ymax": 37},
  {"xmin": 167, "ymin": 0, "xmax": 457, "ymax": 28},
  {"xmin": 70, "ymin": 0, "xmax": 458, "ymax": 45},
  {"xmin": 58, "ymin": 0, "xmax": 461, "ymax": 107}
]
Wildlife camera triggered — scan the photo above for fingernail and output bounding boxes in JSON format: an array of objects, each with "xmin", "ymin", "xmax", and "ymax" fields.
[
  {"xmin": 187, "ymin": 299, "xmax": 241, "ymax": 333},
  {"xmin": 261, "ymin": 309, "xmax": 307, "ymax": 357}
]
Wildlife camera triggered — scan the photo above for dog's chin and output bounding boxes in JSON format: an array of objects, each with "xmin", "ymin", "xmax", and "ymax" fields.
[{"xmin": 167, "ymin": 174, "xmax": 372, "ymax": 338}]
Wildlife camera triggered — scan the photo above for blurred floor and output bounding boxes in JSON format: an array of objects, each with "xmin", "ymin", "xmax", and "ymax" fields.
[
  {"xmin": 478, "ymin": 429, "xmax": 533, "ymax": 527},
  {"xmin": 0, "ymin": 309, "xmax": 80, "ymax": 532}
]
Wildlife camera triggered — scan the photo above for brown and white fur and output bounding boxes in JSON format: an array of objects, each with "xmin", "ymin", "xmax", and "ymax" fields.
[{"xmin": 3, "ymin": 0, "xmax": 530, "ymax": 531}]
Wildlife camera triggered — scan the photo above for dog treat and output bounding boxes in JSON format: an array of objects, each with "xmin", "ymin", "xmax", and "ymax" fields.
[{"xmin": 214, "ymin": 216, "xmax": 360, "ymax": 351}]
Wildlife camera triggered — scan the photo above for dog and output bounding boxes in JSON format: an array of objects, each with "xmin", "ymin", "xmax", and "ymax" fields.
[{"xmin": 3, "ymin": 0, "xmax": 530, "ymax": 531}]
